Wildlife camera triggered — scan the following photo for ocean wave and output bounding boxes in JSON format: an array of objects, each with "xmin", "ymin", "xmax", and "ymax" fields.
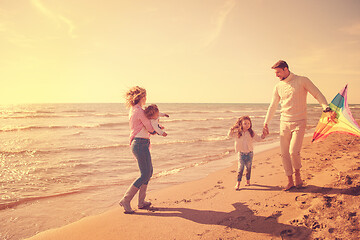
[
  {"xmin": 162, "ymin": 116, "xmax": 237, "ymax": 123},
  {"xmin": 99, "ymin": 122, "xmax": 127, "ymax": 128},
  {"xmin": 1, "ymin": 136, "xmax": 230, "ymax": 156},
  {"xmin": 61, "ymin": 110, "xmax": 96, "ymax": 113},
  {"xmin": 0, "ymin": 143, "xmax": 129, "ymax": 156},
  {"xmin": 189, "ymin": 126, "xmax": 222, "ymax": 131},
  {"xmin": 64, "ymin": 144, "xmax": 129, "ymax": 152},
  {"xmin": 0, "ymin": 182, "xmax": 125, "ymax": 211},
  {"xmin": 1, "ymin": 114, "xmax": 85, "ymax": 119},
  {"xmin": 35, "ymin": 110, "xmax": 55, "ymax": 114},
  {"xmin": 165, "ymin": 109, "xmax": 265, "ymax": 115},
  {"xmin": 0, "ymin": 191, "xmax": 81, "ymax": 210},
  {"xmin": 0, "ymin": 112, "xmax": 127, "ymax": 119},
  {"xmin": 0, "ymin": 122, "xmax": 128, "ymax": 132},
  {"xmin": 167, "ymin": 110, "xmax": 227, "ymax": 114},
  {"xmin": 152, "ymin": 135, "xmax": 230, "ymax": 146},
  {"xmin": 0, "ymin": 136, "xmax": 230, "ymax": 156},
  {"xmin": 152, "ymin": 150, "xmax": 234, "ymax": 179},
  {"xmin": 90, "ymin": 113, "xmax": 127, "ymax": 117}
]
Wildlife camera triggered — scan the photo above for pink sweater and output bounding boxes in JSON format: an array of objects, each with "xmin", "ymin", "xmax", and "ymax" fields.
[
  {"xmin": 129, "ymin": 105, "xmax": 155, "ymax": 144},
  {"xmin": 265, "ymin": 73, "xmax": 328, "ymax": 124}
]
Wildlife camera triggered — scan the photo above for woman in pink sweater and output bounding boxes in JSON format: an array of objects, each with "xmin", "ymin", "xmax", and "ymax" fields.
[{"xmin": 119, "ymin": 86, "xmax": 155, "ymax": 214}]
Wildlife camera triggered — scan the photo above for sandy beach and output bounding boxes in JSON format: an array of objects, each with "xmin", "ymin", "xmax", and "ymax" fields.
[{"xmin": 26, "ymin": 133, "xmax": 360, "ymax": 240}]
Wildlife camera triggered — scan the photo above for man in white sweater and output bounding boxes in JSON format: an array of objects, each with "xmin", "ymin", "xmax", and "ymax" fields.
[{"xmin": 263, "ymin": 60, "xmax": 333, "ymax": 191}]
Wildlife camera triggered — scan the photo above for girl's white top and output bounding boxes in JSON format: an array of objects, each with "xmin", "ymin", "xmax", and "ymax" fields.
[
  {"xmin": 228, "ymin": 130, "xmax": 263, "ymax": 153},
  {"xmin": 150, "ymin": 118, "xmax": 164, "ymax": 135},
  {"xmin": 135, "ymin": 125, "xmax": 151, "ymax": 139},
  {"xmin": 135, "ymin": 112, "xmax": 166, "ymax": 138}
]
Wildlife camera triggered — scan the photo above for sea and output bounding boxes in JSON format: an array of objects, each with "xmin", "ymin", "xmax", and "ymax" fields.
[{"xmin": 1, "ymin": 103, "xmax": 360, "ymax": 239}]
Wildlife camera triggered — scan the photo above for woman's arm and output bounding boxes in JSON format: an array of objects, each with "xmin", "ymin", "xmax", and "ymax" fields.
[
  {"xmin": 137, "ymin": 108, "xmax": 155, "ymax": 132},
  {"xmin": 151, "ymin": 119, "xmax": 164, "ymax": 135}
]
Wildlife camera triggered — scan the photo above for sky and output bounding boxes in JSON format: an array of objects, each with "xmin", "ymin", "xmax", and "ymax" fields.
[{"xmin": 1, "ymin": 0, "xmax": 360, "ymax": 104}]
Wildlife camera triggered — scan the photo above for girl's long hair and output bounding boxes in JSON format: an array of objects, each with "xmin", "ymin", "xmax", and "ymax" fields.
[
  {"xmin": 230, "ymin": 116, "xmax": 254, "ymax": 138},
  {"xmin": 144, "ymin": 104, "xmax": 159, "ymax": 119},
  {"xmin": 124, "ymin": 86, "xmax": 146, "ymax": 108}
]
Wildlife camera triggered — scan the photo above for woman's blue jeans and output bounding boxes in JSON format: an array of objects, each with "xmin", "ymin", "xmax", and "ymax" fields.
[
  {"xmin": 237, "ymin": 151, "xmax": 253, "ymax": 182},
  {"xmin": 131, "ymin": 138, "xmax": 153, "ymax": 188}
]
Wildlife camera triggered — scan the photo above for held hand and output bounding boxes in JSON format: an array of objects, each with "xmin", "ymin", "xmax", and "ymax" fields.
[
  {"xmin": 263, "ymin": 124, "xmax": 269, "ymax": 136},
  {"xmin": 327, "ymin": 110, "xmax": 337, "ymax": 123},
  {"xmin": 323, "ymin": 107, "xmax": 337, "ymax": 123},
  {"xmin": 162, "ymin": 132, "xmax": 168, "ymax": 137}
]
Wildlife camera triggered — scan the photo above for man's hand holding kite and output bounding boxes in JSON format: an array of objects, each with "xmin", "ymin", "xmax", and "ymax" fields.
[{"xmin": 312, "ymin": 84, "xmax": 360, "ymax": 142}]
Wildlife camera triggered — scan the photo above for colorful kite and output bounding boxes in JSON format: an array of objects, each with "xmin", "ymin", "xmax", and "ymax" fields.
[{"xmin": 312, "ymin": 84, "xmax": 360, "ymax": 142}]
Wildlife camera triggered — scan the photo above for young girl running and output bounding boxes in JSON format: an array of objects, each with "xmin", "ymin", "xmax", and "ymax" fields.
[{"xmin": 228, "ymin": 116, "xmax": 266, "ymax": 190}]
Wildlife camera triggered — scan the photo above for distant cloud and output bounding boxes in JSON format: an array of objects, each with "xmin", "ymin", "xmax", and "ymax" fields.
[
  {"xmin": 144, "ymin": 7, "xmax": 158, "ymax": 13},
  {"xmin": 0, "ymin": 22, "xmax": 6, "ymax": 32},
  {"xmin": 340, "ymin": 22, "xmax": 360, "ymax": 36},
  {"xmin": 203, "ymin": 0, "xmax": 236, "ymax": 48},
  {"xmin": 30, "ymin": 0, "xmax": 76, "ymax": 38}
]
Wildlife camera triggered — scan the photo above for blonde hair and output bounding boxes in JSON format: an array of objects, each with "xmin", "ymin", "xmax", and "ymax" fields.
[
  {"xmin": 124, "ymin": 86, "xmax": 146, "ymax": 108},
  {"xmin": 230, "ymin": 116, "xmax": 254, "ymax": 138},
  {"xmin": 144, "ymin": 104, "xmax": 159, "ymax": 119}
]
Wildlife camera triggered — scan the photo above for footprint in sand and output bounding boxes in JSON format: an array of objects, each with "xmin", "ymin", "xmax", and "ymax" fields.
[
  {"xmin": 295, "ymin": 194, "xmax": 312, "ymax": 209},
  {"xmin": 278, "ymin": 203, "xmax": 289, "ymax": 208},
  {"xmin": 196, "ymin": 230, "xmax": 210, "ymax": 237},
  {"xmin": 174, "ymin": 199, "xmax": 192, "ymax": 204},
  {"xmin": 280, "ymin": 228, "xmax": 296, "ymax": 237},
  {"xmin": 344, "ymin": 175, "xmax": 353, "ymax": 185},
  {"xmin": 306, "ymin": 174, "xmax": 314, "ymax": 180}
]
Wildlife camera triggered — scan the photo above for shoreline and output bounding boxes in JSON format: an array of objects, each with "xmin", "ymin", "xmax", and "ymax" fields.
[
  {"xmin": 26, "ymin": 133, "xmax": 360, "ymax": 240},
  {"xmin": 1, "ymin": 139, "xmax": 280, "ymax": 240}
]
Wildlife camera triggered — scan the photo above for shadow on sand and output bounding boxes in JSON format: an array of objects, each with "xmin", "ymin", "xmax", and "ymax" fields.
[
  {"xmin": 235, "ymin": 184, "xmax": 283, "ymax": 191},
  {"xmin": 236, "ymin": 183, "xmax": 360, "ymax": 197},
  {"xmin": 287, "ymin": 184, "xmax": 360, "ymax": 196},
  {"xmin": 135, "ymin": 202, "xmax": 311, "ymax": 239}
]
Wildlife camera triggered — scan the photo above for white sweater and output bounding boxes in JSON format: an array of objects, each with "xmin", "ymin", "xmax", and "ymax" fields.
[
  {"xmin": 264, "ymin": 73, "xmax": 328, "ymax": 124},
  {"xmin": 228, "ymin": 130, "xmax": 263, "ymax": 153}
]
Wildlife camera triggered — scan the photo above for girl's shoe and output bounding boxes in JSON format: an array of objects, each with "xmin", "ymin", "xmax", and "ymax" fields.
[
  {"xmin": 245, "ymin": 180, "xmax": 251, "ymax": 186},
  {"xmin": 235, "ymin": 182, "xmax": 240, "ymax": 190}
]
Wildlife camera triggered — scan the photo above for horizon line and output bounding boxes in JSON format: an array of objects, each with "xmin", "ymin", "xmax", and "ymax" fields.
[{"xmin": 1, "ymin": 102, "xmax": 359, "ymax": 105}]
